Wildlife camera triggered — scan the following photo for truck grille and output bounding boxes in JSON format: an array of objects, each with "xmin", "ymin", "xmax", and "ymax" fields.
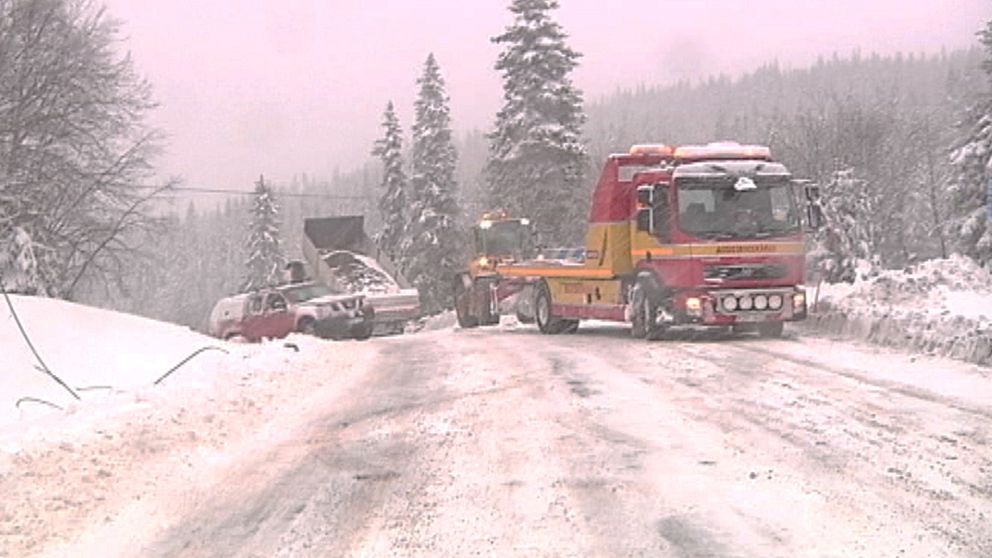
[{"xmin": 705, "ymin": 264, "xmax": 787, "ymax": 282}]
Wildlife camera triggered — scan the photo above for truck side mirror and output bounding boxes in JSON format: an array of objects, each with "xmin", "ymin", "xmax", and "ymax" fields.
[
  {"xmin": 802, "ymin": 183, "xmax": 822, "ymax": 231},
  {"xmin": 636, "ymin": 185, "xmax": 654, "ymax": 206},
  {"xmin": 636, "ymin": 208, "xmax": 652, "ymax": 232},
  {"xmin": 807, "ymin": 204, "xmax": 824, "ymax": 231}
]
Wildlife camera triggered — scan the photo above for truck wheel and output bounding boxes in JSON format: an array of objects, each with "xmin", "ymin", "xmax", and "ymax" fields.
[
  {"xmin": 535, "ymin": 282, "xmax": 565, "ymax": 335},
  {"xmin": 561, "ymin": 320, "xmax": 580, "ymax": 334},
  {"xmin": 454, "ymin": 275, "xmax": 479, "ymax": 329},
  {"xmin": 632, "ymin": 277, "xmax": 669, "ymax": 341},
  {"xmin": 758, "ymin": 322, "xmax": 784, "ymax": 338},
  {"xmin": 630, "ymin": 284, "xmax": 648, "ymax": 339}
]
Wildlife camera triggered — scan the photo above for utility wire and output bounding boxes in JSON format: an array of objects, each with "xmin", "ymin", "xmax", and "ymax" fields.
[
  {"xmin": 1, "ymin": 281, "xmax": 80, "ymax": 401},
  {"xmin": 132, "ymin": 184, "xmax": 376, "ymax": 200}
]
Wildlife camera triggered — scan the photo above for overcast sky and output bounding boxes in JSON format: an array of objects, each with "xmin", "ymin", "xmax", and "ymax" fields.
[{"xmin": 102, "ymin": 0, "xmax": 989, "ymax": 193}]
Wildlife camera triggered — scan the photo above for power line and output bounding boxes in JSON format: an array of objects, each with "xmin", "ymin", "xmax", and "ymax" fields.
[{"xmin": 133, "ymin": 184, "xmax": 376, "ymax": 200}]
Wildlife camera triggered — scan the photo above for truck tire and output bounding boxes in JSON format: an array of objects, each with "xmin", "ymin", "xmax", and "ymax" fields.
[
  {"xmin": 632, "ymin": 276, "xmax": 670, "ymax": 341},
  {"xmin": 758, "ymin": 322, "xmax": 784, "ymax": 338},
  {"xmin": 535, "ymin": 282, "xmax": 566, "ymax": 335},
  {"xmin": 630, "ymin": 283, "xmax": 648, "ymax": 339},
  {"xmin": 454, "ymin": 275, "xmax": 479, "ymax": 329},
  {"xmin": 561, "ymin": 320, "xmax": 580, "ymax": 334}
]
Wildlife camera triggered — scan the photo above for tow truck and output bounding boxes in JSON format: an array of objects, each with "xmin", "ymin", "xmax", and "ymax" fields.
[{"xmin": 454, "ymin": 142, "xmax": 819, "ymax": 339}]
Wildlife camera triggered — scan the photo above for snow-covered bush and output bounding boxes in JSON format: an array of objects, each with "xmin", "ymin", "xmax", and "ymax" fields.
[{"xmin": 0, "ymin": 227, "xmax": 44, "ymax": 295}]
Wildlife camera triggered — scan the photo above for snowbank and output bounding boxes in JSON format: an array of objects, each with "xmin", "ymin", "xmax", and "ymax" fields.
[
  {"xmin": 0, "ymin": 295, "xmax": 235, "ymax": 431},
  {"xmin": 806, "ymin": 255, "xmax": 992, "ymax": 365}
]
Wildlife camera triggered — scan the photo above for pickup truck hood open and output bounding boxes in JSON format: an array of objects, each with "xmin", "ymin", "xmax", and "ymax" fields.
[{"xmin": 301, "ymin": 293, "xmax": 363, "ymax": 307}]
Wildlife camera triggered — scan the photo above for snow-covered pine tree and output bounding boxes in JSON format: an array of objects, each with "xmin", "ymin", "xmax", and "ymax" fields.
[
  {"xmin": 486, "ymin": 0, "xmax": 589, "ymax": 245},
  {"xmin": 948, "ymin": 19, "xmax": 992, "ymax": 265},
  {"xmin": 372, "ymin": 101, "xmax": 408, "ymax": 264},
  {"xmin": 809, "ymin": 169, "xmax": 881, "ymax": 283},
  {"xmin": 242, "ymin": 175, "xmax": 285, "ymax": 291},
  {"xmin": 404, "ymin": 54, "xmax": 461, "ymax": 314}
]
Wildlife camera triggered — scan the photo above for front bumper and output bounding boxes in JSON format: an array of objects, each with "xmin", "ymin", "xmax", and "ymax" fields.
[
  {"xmin": 673, "ymin": 287, "xmax": 807, "ymax": 326},
  {"xmin": 312, "ymin": 311, "xmax": 374, "ymax": 339}
]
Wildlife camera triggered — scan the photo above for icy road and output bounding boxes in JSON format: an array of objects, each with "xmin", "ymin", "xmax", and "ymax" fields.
[{"xmin": 4, "ymin": 324, "xmax": 992, "ymax": 557}]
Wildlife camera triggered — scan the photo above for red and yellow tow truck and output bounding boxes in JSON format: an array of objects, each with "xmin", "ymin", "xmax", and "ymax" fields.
[{"xmin": 454, "ymin": 142, "xmax": 819, "ymax": 339}]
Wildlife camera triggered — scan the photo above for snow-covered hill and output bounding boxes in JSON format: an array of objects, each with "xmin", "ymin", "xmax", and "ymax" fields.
[{"xmin": 0, "ymin": 295, "xmax": 232, "ymax": 432}]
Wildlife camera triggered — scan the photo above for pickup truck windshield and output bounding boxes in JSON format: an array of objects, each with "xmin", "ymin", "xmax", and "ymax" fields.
[{"xmin": 676, "ymin": 177, "xmax": 800, "ymax": 240}]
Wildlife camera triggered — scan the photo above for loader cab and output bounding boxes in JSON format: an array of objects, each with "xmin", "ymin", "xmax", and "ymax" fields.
[{"xmin": 472, "ymin": 216, "xmax": 534, "ymax": 262}]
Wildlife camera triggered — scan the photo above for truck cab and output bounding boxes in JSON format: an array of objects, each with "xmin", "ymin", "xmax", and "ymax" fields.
[{"xmin": 627, "ymin": 144, "xmax": 809, "ymax": 338}]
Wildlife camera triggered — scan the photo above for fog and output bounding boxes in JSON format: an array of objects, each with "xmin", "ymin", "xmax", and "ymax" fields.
[{"xmin": 102, "ymin": 0, "xmax": 988, "ymax": 192}]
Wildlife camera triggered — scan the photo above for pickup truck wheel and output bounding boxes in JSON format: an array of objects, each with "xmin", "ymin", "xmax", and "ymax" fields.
[
  {"xmin": 758, "ymin": 322, "xmax": 784, "ymax": 338},
  {"xmin": 297, "ymin": 317, "xmax": 316, "ymax": 336},
  {"xmin": 352, "ymin": 323, "xmax": 374, "ymax": 341},
  {"xmin": 535, "ymin": 282, "xmax": 564, "ymax": 334}
]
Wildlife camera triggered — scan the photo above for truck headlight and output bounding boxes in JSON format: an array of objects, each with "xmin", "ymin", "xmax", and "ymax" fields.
[
  {"xmin": 686, "ymin": 297, "xmax": 702, "ymax": 316},
  {"xmin": 768, "ymin": 294, "xmax": 783, "ymax": 310},
  {"xmin": 754, "ymin": 294, "xmax": 768, "ymax": 310},
  {"xmin": 739, "ymin": 296, "xmax": 753, "ymax": 311},
  {"xmin": 722, "ymin": 296, "xmax": 738, "ymax": 312},
  {"xmin": 793, "ymin": 291, "xmax": 806, "ymax": 309}
]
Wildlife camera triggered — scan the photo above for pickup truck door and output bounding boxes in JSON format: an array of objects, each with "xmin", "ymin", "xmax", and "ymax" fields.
[
  {"xmin": 242, "ymin": 295, "xmax": 266, "ymax": 341},
  {"xmin": 260, "ymin": 293, "xmax": 295, "ymax": 338}
]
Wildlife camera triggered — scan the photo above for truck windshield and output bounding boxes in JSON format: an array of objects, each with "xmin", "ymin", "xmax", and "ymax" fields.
[
  {"xmin": 676, "ymin": 178, "xmax": 800, "ymax": 239},
  {"xmin": 476, "ymin": 221, "xmax": 527, "ymax": 256}
]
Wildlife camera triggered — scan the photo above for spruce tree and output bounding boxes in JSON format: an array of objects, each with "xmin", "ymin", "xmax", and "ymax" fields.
[
  {"xmin": 486, "ymin": 0, "xmax": 589, "ymax": 245},
  {"xmin": 242, "ymin": 175, "xmax": 285, "ymax": 291},
  {"xmin": 372, "ymin": 101, "xmax": 408, "ymax": 264},
  {"xmin": 405, "ymin": 54, "xmax": 461, "ymax": 313},
  {"xmin": 948, "ymin": 19, "xmax": 992, "ymax": 265}
]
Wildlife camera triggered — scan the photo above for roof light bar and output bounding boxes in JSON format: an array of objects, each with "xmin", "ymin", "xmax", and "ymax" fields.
[
  {"xmin": 628, "ymin": 144, "xmax": 674, "ymax": 157},
  {"xmin": 674, "ymin": 142, "xmax": 772, "ymax": 161}
]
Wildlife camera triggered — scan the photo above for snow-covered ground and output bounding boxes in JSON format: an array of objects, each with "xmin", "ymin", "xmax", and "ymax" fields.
[{"xmin": 808, "ymin": 255, "xmax": 992, "ymax": 365}]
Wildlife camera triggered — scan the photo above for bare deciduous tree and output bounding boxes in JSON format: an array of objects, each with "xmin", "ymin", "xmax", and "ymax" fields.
[{"xmin": 0, "ymin": 0, "xmax": 169, "ymax": 298}]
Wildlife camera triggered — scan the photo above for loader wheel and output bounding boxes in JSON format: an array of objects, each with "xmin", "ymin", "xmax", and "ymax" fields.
[
  {"xmin": 515, "ymin": 310, "xmax": 535, "ymax": 324},
  {"xmin": 454, "ymin": 275, "xmax": 479, "ymax": 329},
  {"xmin": 535, "ymin": 282, "xmax": 566, "ymax": 334}
]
